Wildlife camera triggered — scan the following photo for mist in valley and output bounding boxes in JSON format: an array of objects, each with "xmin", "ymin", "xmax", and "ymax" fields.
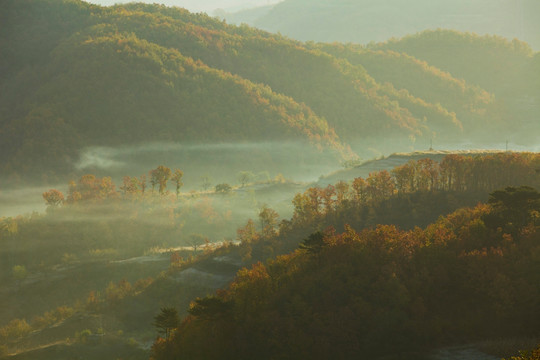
[
  {"xmin": 0, "ymin": 140, "xmax": 340, "ymax": 218},
  {"xmin": 0, "ymin": 187, "xmax": 50, "ymax": 218},
  {"xmin": 74, "ymin": 141, "xmax": 344, "ymax": 188}
]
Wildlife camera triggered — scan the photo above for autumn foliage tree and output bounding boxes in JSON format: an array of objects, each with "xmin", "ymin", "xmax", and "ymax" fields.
[
  {"xmin": 504, "ymin": 345, "xmax": 540, "ymax": 360},
  {"xmin": 169, "ymin": 169, "xmax": 183, "ymax": 198},
  {"xmin": 67, "ymin": 175, "xmax": 116, "ymax": 203},
  {"xmin": 42, "ymin": 189, "xmax": 64, "ymax": 207},
  {"xmin": 120, "ymin": 176, "xmax": 141, "ymax": 196},
  {"xmin": 150, "ymin": 166, "xmax": 172, "ymax": 195},
  {"xmin": 258, "ymin": 206, "xmax": 279, "ymax": 238}
]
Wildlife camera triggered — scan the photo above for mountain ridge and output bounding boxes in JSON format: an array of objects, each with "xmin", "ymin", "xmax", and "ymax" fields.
[{"xmin": 1, "ymin": 0, "xmax": 537, "ymax": 185}]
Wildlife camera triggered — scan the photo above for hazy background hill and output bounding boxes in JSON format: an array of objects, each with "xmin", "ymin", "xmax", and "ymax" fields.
[
  {"xmin": 222, "ymin": 0, "xmax": 540, "ymax": 50},
  {"xmin": 370, "ymin": 30, "xmax": 540, "ymax": 144}
]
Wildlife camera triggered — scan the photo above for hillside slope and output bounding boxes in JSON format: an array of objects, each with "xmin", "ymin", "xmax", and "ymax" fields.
[
  {"xmin": 0, "ymin": 0, "xmax": 345, "ymax": 182},
  {"xmin": 100, "ymin": 3, "xmax": 477, "ymax": 151},
  {"xmin": 153, "ymin": 186, "xmax": 540, "ymax": 359},
  {"xmin": 1, "ymin": 0, "xmax": 518, "ymax": 184},
  {"xmin": 371, "ymin": 30, "xmax": 540, "ymax": 145}
]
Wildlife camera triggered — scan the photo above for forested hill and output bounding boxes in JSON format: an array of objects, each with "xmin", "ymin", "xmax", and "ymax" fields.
[
  {"xmin": 370, "ymin": 30, "xmax": 540, "ymax": 144},
  {"xmin": 151, "ymin": 153, "xmax": 540, "ymax": 359},
  {"xmin": 0, "ymin": 0, "xmax": 346, "ymax": 182},
  {"xmin": 0, "ymin": 0, "xmax": 537, "ymax": 184},
  {"xmin": 370, "ymin": 30, "xmax": 535, "ymax": 95}
]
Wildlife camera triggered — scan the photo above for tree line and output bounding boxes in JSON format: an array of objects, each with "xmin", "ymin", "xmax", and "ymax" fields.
[{"xmin": 291, "ymin": 152, "xmax": 540, "ymax": 224}]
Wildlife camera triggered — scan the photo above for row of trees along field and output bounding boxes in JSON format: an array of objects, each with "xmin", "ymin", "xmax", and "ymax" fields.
[
  {"xmin": 42, "ymin": 165, "xmax": 258, "ymax": 207},
  {"xmin": 42, "ymin": 166, "xmax": 183, "ymax": 208},
  {"xmin": 152, "ymin": 184, "xmax": 540, "ymax": 359},
  {"xmin": 42, "ymin": 151, "xmax": 539, "ymax": 206},
  {"xmin": 0, "ymin": 162, "xmax": 294, "ymax": 282},
  {"xmin": 293, "ymin": 152, "xmax": 540, "ymax": 220}
]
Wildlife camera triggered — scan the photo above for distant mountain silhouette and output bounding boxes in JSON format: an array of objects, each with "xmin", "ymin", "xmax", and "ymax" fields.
[{"xmin": 223, "ymin": 0, "xmax": 540, "ymax": 50}]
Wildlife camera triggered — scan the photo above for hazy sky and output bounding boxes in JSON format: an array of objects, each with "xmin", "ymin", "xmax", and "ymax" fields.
[{"xmin": 84, "ymin": 0, "xmax": 282, "ymax": 12}]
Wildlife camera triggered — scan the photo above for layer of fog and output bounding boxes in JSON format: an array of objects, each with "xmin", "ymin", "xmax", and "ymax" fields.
[
  {"xmin": 0, "ymin": 186, "xmax": 66, "ymax": 218},
  {"xmin": 350, "ymin": 135, "xmax": 540, "ymax": 161},
  {"xmin": 75, "ymin": 141, "xmax": 343, "ymax": 189},
  {"xmin": 2, "ymin": 141, "xmax": 340, "ymax": 218},
  {"xmin": 0, "ymin": 185, "xmax": 304, "ymax": 266},
  {"xmin": 4, "ymin": 139, "xmax": 540, "ymax": 219}
]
